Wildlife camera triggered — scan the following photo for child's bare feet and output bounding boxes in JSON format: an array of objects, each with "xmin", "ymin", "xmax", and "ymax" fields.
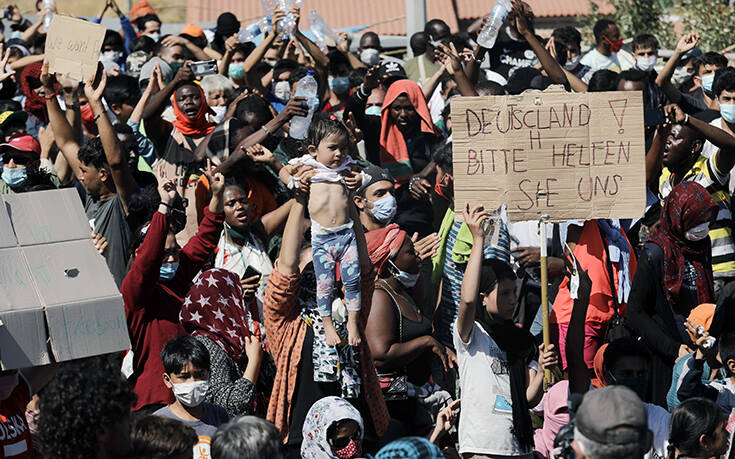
[
  {"xmin": 322, "ymin": 317, "xmax": 342, "ymax": 346},
  {"xmin": 347, "ymin": 310, "xmax": 361, "ymax": 347}
]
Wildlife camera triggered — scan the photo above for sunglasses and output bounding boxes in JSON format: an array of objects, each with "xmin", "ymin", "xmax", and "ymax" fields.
[{"xmin": 330, "ymin": 432, "xmax": 360, "ymax": 450}]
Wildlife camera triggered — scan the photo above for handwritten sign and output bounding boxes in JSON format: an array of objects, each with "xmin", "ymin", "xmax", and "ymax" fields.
[
  {"xmin": 45, "ymin": 15, "xmax": 105, "ymax": 82},
  {"xmin": 451, "ymin": 88, "xmax": 646, "ymax": 222}
]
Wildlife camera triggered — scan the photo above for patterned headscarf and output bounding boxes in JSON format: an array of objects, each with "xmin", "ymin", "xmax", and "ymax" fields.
[
  {"xmin": 180, "ymin": 268, "xmax": 261, "ymax": 366},
  {"xmin": 374, "ymin": 437, "xmax": 444, "ymax": 459},
  {"xmin": 301, "ymin": 396, "xmax": 364, "ymax": 459},
  {"xmin": 647, "ymin": 181, "xmax": 717, "ymax": 306},
  {"xmin": 20, "ymin": 62, "xmax": 54, "ymax": 123}
]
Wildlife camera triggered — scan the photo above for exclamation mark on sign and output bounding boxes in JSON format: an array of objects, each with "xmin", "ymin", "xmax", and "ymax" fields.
[{"xmin": 608, "ymin": 99, "xmax": 628, "ymax": 135}]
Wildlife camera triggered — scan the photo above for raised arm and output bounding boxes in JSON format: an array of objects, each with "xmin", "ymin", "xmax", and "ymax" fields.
[
  {"xmin": 668, "ymin": 104, "xmax": 735, "ymax": 173},
  {"xmin": 85, "ymin": 65, "xmax": 138, "ymax": 214},
  {"xmin": 512, "ymin": 0, "xmax": 568, "ymax": 89},
  {"xmin": 457, "ymin": 203, "xmax": 492, "ymax": 343},
  {"xmin": 656, "ymin": 34, "xmax": 699, "ymax": 104},
  {"xmin": 41, "ymin": 61, "xmax": 81, "ymax": 177},
  {"xmin": 566, "ymin": 256, "xmax": 593, "ymax": 394},
  {"xmin": 276, "ymin": 166, "xmax": 315, "ymax": 274},
  {"xmin": 161, "ymin": 35, "xmax": 210, "ymax": 62},
  {"xmin": 242, "ymin": 9, "xmax": 286, "ymax": 75},
  {"xmin": 143, "ymin": 64, "xmax": 194, "ymax": 153},
  {"xmin": 435, "ymin": 43, "xmax": 477, "ymax": 97},
  {"xmin": 336, "ymin": 32, "xmax": 366, "ymax": 69},
  {"xmin": 292, "ymin": 8, "xmax": 329, "ymax": 70}
]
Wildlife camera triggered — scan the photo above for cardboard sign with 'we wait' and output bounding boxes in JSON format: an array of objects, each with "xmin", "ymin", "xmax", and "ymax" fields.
[
  {"xmin": 451, "ymin": 87, "xmax": 646, "ymax": 222},
  {"xmin": 45, "ymin": 15, "xmax": 105, "ymax": 82}
]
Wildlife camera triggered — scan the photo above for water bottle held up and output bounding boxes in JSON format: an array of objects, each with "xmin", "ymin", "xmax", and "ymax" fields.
[
  {"xmin": 477, "ymin": 0, "xmax": 512, "ymax": 49},
  {"xmin": 42, "ymin": 0, "xmax": 55, "ymax": 30},
  {"xmin": 289, "ymin": 70, "xmax": 318, "ymax": 140},
  {"xmin": 238, "ymin": 16, "xmax": 272, "ymax": 42},
  {"xmin": 310, "ymin": 10, "xmax": 345, "ymax": 54}
]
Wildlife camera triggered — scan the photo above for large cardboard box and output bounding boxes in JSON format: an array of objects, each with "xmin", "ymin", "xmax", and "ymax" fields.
[{"xmin": 0, "ymin": 189, "xmax": 130, "ymax": 370}]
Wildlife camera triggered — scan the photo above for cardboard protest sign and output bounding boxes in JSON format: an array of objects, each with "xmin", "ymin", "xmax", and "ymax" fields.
[
  {"xmin": 45, "ymin": 15, "xmax": 105, "ymax": 82},
  {"xmin": 0, "ymin": 189, "xmax": 130, "ymax": 370},
  {"xmin": 451, "ymin": 88, "xmax": 646, "ymax": 222}
]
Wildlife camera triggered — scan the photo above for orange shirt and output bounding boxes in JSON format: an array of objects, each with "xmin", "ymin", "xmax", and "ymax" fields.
[{"xmin": 551, "ymin": 221, "xmax": 637, "ymax": 324}]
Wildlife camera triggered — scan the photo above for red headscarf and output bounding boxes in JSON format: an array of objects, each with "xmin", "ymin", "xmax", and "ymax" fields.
[
  {"xmin": 171, "ymin": 83, "xmax": 215, "ymax": 137},
  {"xmin": 647, "ymin": 181, "xmax": 718, "ymax": 306},
  {"xmin": 365, "ymin": 224, "xmax": 407, "ymax": 275},
  {"xmin": 180, "ymin": 268, "xmax": 261, "ymax": 366},
  {"xmin": 20, "ymin": 62, "xmax": 54, "ymax": 123},
  {"xmin": 379, "ymin": 79, "xmax": 437, "ymax": 185}
]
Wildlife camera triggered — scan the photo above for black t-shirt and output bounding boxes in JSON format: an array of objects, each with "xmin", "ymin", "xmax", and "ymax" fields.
[
  {"xmin": 85, "ymin": 193, "xmax": 132, "ymax": 287},
  {"xmin": 486, "ymin": 31, "xmax": 540, "ymax": 79}
]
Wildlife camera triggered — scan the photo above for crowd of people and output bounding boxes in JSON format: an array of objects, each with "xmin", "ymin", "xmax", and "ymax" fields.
[{"xmin": 2, "ymin": 0, "xmax": 735, "ymax": 457}]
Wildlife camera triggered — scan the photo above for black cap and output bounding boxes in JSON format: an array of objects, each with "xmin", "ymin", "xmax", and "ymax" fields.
[
  {"xmin": 357, "ymin": 165, "xmax": 394, "ymax": 196},
  {"xmin": 505, "ymin": 67, "xmax": 550, "ymax": 95},
  {"xmin": 217, "ymin": 12, "xmax": 240, "ymax": 37}
]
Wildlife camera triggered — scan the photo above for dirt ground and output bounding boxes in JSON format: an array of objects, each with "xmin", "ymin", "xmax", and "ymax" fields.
[{"xmin": 12, "ymin": 0, "xmax": 187, "ymax": 24}]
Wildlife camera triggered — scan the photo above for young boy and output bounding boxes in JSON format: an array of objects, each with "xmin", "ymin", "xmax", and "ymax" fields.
[
  {"xmin": 678, "ymin": 331, "xmax": 735, "ymax": 415},
  {"xmin": 632, "ymin": 33, "xmax": 659, "ymax": 73},
  {"xmin": 154, "ymin": 336, "xmax": 230, "ymax": 459}
]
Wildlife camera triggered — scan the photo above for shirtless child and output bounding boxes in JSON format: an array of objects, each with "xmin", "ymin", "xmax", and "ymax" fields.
[{"xmin": 279, "ymin": 114, "xmax": 364, "ymax": 346}]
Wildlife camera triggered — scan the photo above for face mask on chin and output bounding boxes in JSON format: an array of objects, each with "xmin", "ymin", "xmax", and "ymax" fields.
[{"xmin": 388, "ymin": 259, "xmax": 419, "ymax": 288}]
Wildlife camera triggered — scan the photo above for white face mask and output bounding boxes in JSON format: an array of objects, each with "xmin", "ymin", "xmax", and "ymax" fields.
[
  {"xmin": 389, "ymin": 260, "xmax": 419, "ymax": 288},
  {"xmin": 635, "ymin": 55, "xmax": 657, "ymax": 72},
  {"xmin": 210, "ymin": 105, "xmax": 227, "ymax": 123},
  {"xmin": 146, "ymin": 32, "xmax": 161, "ymax": 42},
  {"xmin": 564, "ymin": 54, "xmax": 581, "ymax": 71},
  {"xmin": 672, "ymin": 66, "xmax": 692, "ymax": 85},
  {"xmin": 685, "ymin": 222, "xmax": 710, "ymax": 241},
  {"xmin": 272, "ymin": 81, "xmax": 290, "ymax": 102},
  {"xmin": 171, "ymin": 380, "xmax": 209, "ymax": 407},
  {"xmin": 100, "ymin": 50, "xmax": 123, "ymax": 63},
  {"xmin": 360, "ymin": 48, "xmax": 380, "ymax": 66}
]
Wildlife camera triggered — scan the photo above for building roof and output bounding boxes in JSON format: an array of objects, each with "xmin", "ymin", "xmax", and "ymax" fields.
[{"xmin": 186, "ymin": 0, "xmax": 615, "ymax": 36}]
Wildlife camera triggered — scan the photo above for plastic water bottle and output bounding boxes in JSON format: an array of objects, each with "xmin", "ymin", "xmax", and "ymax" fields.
[
  {"xmin": 477, "ymin": 0, "xmax": 512, "ymax": 49},
  {"xmin": 310, "ymin": 10, "xmax": 345, "ymax": 54},
  {"xmin": 261, "ymin": 0, "xmax": 275, "ymax": 14},
  {"xmin": 289, "ymin": 70, "xmax": 318, "ymax": 140},
  {"xmin": 238, "ymin": 16, "xmax": 272, "ymax": 42},
  {"xmin": 42, "ymin": 0, "xmax": 55, "ymax": 29}
]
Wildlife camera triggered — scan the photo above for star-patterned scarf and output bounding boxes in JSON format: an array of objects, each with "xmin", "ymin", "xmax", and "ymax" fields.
[{"xmin": 180, "ymin": 268, "xmax": 262, "ymax": 367}]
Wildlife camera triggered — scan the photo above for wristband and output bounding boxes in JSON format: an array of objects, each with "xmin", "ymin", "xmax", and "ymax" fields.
[
  {"xmin": 44, "ymin": 93, "xmax": 57, "ymax": 100},
  {"xmin": 408, "ymin": 175, "xmax": 421, "ymax": 192},
  {"xmin": 159, "ymin": 201, "xmax": 175, "ymax": 209},
  {"xmin": 684, "ymin": 114, "xmax": 689, "ymax": 125},
  {"xmin": 261, "ymin": 124, "xmax": 271, "ymax": 135},
  {"xmin": 93, "ymin": 112, "xmax": 102, "ymax": 122}
]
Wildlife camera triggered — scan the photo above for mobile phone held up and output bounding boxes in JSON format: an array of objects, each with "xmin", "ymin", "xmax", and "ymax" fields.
[
  {"xmin": 189, "ymin": 60, "xmax": 218, "ymax": 78},
  {"xmin": 242, "ymin": 265, "xmax": 262, "ymax": 282}
]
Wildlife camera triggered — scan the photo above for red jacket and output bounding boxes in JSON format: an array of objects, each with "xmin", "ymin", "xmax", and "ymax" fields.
[{"xmin": 122, "ymin": 208, "xmax": 224, "ymax": 410}]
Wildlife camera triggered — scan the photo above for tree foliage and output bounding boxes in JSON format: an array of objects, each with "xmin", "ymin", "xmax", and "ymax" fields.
[
  {"xmin": 577, "ymin": 0, "xmax": 673, "ymax": 48},
  {"xmin": 678, "ymin": 0, "xmax": 735, "ymax": 52}
]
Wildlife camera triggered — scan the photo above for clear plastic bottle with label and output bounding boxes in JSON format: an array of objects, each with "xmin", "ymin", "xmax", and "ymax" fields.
[
  {"xmin": 238, "ymin": 16, "xmax": 272, "ymax": 43},
  {"xmin": 289, "ymin": 70, "xmax": 318, "ymax": 140},
  {"xmin": 476, "ymin": 0, "xmax": 512, "ymax": 49}
]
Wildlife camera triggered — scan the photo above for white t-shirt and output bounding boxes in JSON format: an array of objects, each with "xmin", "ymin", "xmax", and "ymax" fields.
[
  {"xmin": 645, "ymin": 403, "xmax": 670, "ymax": 459},
  {"xmin": 454, "ymin": 321, "xmax": 538, "ymax": 456},
  {"xmin": 580, "ymin": 49, "xmax": 621, "ymax": 74}
]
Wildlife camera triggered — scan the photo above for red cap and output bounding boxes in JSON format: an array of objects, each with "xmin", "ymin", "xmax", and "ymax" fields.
[{"xmin": 0, "ymin": 134, "xmax": 41, "ymax": 157}]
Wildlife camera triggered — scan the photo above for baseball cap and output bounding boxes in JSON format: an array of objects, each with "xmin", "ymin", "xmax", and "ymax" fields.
[
  {"xmin": 357, "ymin": 165, "xmax": 394, "ymax": 196},
  {"xmin": 681, "ymin": 46, "xmax": 703, "ymax": 63},
  {"xmin": 575, "ymin": 386, "xmax": 649, "ymax": 445},
  {"xmin": 5, "ymin": 38, "xmax": 30, "ymax": 57},
  {"xmin": 0, "ymin": 111, "xmax": 28, "ymax": 128},
  {"xmin": 379, "ymin": 60, "xmax": 407, "ymax": 82},
  {"xmin": 125, "ymin": 51, "xmax": 150, "ymax": 79},
  {"xmin": 0, "ymin": 134, "xmax": 41, "ymax": 157},
  {"xmin": 181, "ymin": 24, "xmax": 205, "ymax": 39}
]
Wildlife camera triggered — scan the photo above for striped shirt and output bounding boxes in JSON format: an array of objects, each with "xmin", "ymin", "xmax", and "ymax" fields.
[
  {"xmin": 435, "ymin": 220, "xmax": 511, "ymax": 348},
  {"xmin": 659, "ymin": 154, "xmax": 735, "ymax": 277}
]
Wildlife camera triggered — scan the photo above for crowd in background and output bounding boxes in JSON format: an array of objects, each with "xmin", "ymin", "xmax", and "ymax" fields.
[{"xmin": 3, "ymin": 0, "xmax": 735, "ymax": 458}]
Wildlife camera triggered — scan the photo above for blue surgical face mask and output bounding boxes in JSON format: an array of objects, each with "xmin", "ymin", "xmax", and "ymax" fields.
[
  {"xmin": 367, "ymin": 195, "xmax": 396, "ymax": 223},
  {"xmin": 228, "ymin": 62, "xmax": 245, "ymax": 80},
  {"xmin": 328, "ymin": 76, "xmax": 351, "ymax": 95},
  {"xmin": 159, "ymin": 261, "xmax": 179, "ymax": 281},
  {"xmin": 702, "ymin": 73, "xmax": 715, "ymax": 93},
  {"xmin": 365, "ymin": 105, "xmax": 382, "ymax": 117},
  {"xmin": 721, "ymin": 103, "xmax": 735, "ymax": 123},
  {"xmin": 389, "ymin": 260, "xmax": 419, "ymax": 288},
  {"xmin": 2, "ymin": 166, "xmax": 26, "ymax": 187}
]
